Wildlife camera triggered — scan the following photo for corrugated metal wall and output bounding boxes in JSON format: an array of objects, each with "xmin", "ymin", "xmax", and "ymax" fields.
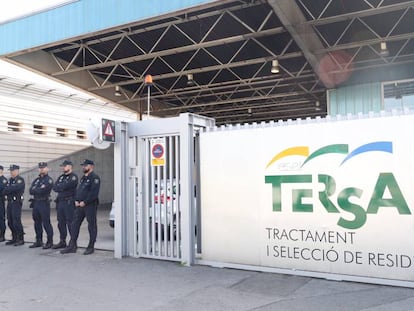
[
  {"xmin": 0, "ymin": 131, "xmax": 88, "ymax": 171},
  {"xmin": 328, "ymin": 82, "xmax": 382, "ymax": 115},
  {"xmin": 20, "ymin": 145, "xmax": 114, "ymax": 208}
]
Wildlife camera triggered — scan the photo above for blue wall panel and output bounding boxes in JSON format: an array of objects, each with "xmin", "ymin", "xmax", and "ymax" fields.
[
  {"xmin": 328, "ymin": 82, "xmax": 382, "ymax": 115},
  {"xmin": 0, "ymin": 0, "xmax": 218, "ymax": 56}
]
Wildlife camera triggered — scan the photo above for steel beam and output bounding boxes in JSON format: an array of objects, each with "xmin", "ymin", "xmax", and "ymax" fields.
[
  {"xmin": 268, "ymin": 0, "xmax": 325, "ymax": 78},
  {"xmin": 52, "ymin": 27, "xmax": 285, "ymax": 77}
]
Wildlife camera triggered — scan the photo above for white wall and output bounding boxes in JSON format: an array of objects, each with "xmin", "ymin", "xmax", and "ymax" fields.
[{"xmin": 200, "ymin": 112, "xmax": 414, "ymax": 285}]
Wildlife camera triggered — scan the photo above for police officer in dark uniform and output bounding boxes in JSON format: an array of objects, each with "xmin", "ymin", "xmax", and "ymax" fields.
[
  {"xmin": 0, "ymin": 165, "xmax": 8, "ymax": 242},
  {"xmin": 29, "ymin": 162, "xmax": 54, "ymax": 249},
  {"xmin": 3, "ymin": 164, "xmax": 25, "ymax": 246},
  {"xmin": 52, "ymin": 160, "xmax": 78, "ymax": 249},
  {"xmin": 61, "ymin": 159, "xmax": 100, "ymax": 255}
]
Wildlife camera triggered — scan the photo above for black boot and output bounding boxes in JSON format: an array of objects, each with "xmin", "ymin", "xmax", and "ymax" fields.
[
  {"xmin": 5, "ymin": 233, "xmax": 16, "ymax": 245},
  {"xmin": 0, "ymin": 230, "xmax": 5, "ymax": 242},
  {"xmin": 14, "ymin": 234, "xmax": 24, "ymax": 246},
  {"xmin": 29, "ymin": 239, "xmax": 43, "ymax": 248},
  {"xmin": 43, "ymin": 239, "xmax": 53, "ymax": 249},
  {"xmin": 60, "ymin": 241, "xmax": 77, "ymax": 254},
  {"xmin": 52, "ymin": 240, "xmax": 67, "ymax": 249},
  {"xmin": 83, "ymin": 243, "xmax": 95, "ymax": 255}
]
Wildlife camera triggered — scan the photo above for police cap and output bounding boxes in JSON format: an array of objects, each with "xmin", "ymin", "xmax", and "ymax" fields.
[
  {"xmin": 9, "ymin": 164, "xmax": 20, "ymax": 171},
  {"xmin": 38, "ymin": 162, "xmax": 48, "ymax": 168},
  {"xmin": 60, "ymin": 160, "xmax": 73, "ymax": 166},
  {"xmin": 80, "ymin": 159, "xmax": 94, "ymax": 166}
]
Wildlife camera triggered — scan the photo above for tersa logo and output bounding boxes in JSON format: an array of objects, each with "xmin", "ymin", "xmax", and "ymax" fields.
[{"xmin": 264, "ymin": 142, "xmax": 410, "ymax": 230}]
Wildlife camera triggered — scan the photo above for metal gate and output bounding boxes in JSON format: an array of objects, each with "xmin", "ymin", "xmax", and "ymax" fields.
[
  {"xmin": 117, "ymin": 114, "xmax": 214, "ymax": 264},
  {"xmin": 138, "ymin": 135, "xmax": 181, "ymax": 260}
]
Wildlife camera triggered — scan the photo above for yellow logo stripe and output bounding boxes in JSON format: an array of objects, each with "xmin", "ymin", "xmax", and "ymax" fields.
[{"xmin": 265, "ymin": 146, "xmax": 309, "ymax": 169}]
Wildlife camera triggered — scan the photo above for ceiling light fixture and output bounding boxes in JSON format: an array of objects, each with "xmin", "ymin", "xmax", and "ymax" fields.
[
  {"xmin": 187, "ymin": 73, "xmax": 195, "ymax": 86},
  {"xmin": 114, "ymin": 85, "xmax": 122, "ymax": 97},
  {"xmin": 315, "ymin": 100, "xmax": 321, "ymax": 111},
  {"xmin": 271, "ymin": 60, "xmax": 280, "ymax": 74},
  {"xmin": 379, "ymin": 41, "xmax": 389, "ymax": 57}
]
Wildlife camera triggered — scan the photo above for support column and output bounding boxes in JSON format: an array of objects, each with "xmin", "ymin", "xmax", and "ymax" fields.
[{"xmin": 114, "ymin": 121, "xmax": 128, "ymax": 258}]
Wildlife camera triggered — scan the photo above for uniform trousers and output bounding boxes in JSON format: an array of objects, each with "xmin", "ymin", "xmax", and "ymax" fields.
[
  {"xmin": 56, "ymin": 198, "xmax": 75, "ymax": 241},
  {"xmin": 0, "ymin": 200, "xmax": 5, "ymax": 232},
  {"xmin": 7, "ymin": 200, "xmax": 23, "ymax": 236},
  {"xmin": 32, "ymin": 200, "xmax": 53, "ymax": 241},
  {"xmin": 70, "ymin": 202, "xmax": 98, "ymax": 246}
]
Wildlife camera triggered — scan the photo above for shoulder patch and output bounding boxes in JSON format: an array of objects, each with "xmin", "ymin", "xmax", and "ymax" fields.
[
  {"xmin": 72, "ymin": 176, "xmax": 77, "ymax": 181},
  {"xmin": 49, "ymin": 179, "xmax": 53, "ymax": 184},
  {"xmin": 2, "ymin": 179, "xmax": 6, "ymax": 184},
  {"xmin": 17, "ymin": 179, "xmax": 22, "ymax": 184},
  {"xmin": 94, "ymin": 178, "xmax": 100, "ymax": 184}
]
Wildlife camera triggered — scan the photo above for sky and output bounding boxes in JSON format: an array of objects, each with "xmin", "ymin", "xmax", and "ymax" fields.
[
  {"xmin": 0, "ymin": 0, "xmax": 71, "ymax": 24},
  {"xmin": 0, "ymin": 0, "xmax": 86, "ymax": 93}
]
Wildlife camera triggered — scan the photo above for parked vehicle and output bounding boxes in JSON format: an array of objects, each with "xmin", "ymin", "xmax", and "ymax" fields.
[
  {"xmin": 108, "ymin": 180, "xmax": 178, "ymax": 240},
  {"xmin": 109, "ymin": 201, "xmax": 115, "ymax": 228},
  {"xmin": 150, "ymin": 180, "xmax": 177, "ymax": 240}
]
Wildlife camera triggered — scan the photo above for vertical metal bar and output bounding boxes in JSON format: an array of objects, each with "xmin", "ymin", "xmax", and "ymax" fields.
[
  {"xmin": 150, "ymin": 140, "xmax": 156, "ymax": 256},
  {"xmin": 180, "ymin": 113, "xmax": 194, "ymax": 265},
  {"xmin": 147, "ymin": 85, "xmax": 151, "ymax": 117},
  {"xmin": 156, "ymin": 164, "xmax": 161, "ymax": 254},
  {"xmin": 142, "ymin": 138, "xmax": 146, "ymax": 256},
  {"xmin": 195, "ymin": 132, "xmax": 202, "ymax": 254},
  {"xmin": 114, "ymin": 121, "xmax": 128, "ymax": 258},
  {"xmin": 168, "ymin": 136, "xmax": 174, "ymax": 258},
  {"xmin": 142, "ymin": 139, "xmax": 150, "ymax": 255},
  {"xmin": 137, "ymin": 137, "xmax": 143, "ymax": 257},
  {"xmin": 163, "ymin": 153, "xmax": 168, "ymax": 257},
  {"xmin": 131, "ymin": 137, "xmax": 138, "ymax": 256},
  {"xmin": 175, "ymin": 135, "xmax": 181, "ymax": 258},
  {"xmin": 151, "ymin": 159, "xmax": 155, "ymax": 256}
]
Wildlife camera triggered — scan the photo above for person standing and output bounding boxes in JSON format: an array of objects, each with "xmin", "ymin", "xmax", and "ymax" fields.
[
  {"xmin": 0, "ymin": 165, "xmax": 8, "ymax": 242},
  {"xmin": 61, "ymin": 159, "xmax": 100, "ymax": 255},
  {"xmin": 29, "ymin": 162, "xmax": 54, "ymax": 249},
  {"xmin": 3, "ymin": 165, "xmax": 25, "ymax": 246},
  {"xmin": 52, "ymin": 160, "xmax": 78, "ymax": 249}
]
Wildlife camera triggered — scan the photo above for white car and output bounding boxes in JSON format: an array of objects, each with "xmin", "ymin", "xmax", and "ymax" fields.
[
  {"xmin": 150, "ymin": 181, "xmax": 177, "ymax": 224},
  {"xmin": 150, "ymin": 181, "xmax": 178, "ymax": 240},
  {"xmin": 109, "ymin": 201, "xmax": 115, "ymax": 228},
  {"xmin": 108, "ymin": 180, "xmax": 177, "ymax": 232}
]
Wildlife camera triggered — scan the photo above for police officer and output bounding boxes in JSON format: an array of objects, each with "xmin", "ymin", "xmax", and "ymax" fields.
[
  {"xmin": 29, "ymin": 162, "xmax": 54, "ymax": 249},
  {"xmin": 61, "ymin": 159, "xmax": 100, "ymax": 255},
  {"xmin": 3, "ymin": 165, "xmax": 25, "ymax": 246},
  {"xmin": 52, "ymin": 160, "xmax": 78, "ymax": 249},
  {"xmin": 0, "ymin": 165, "xmax": 8, "ymax": 242}
]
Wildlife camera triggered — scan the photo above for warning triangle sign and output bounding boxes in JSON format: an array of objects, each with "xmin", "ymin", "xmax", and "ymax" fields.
[
  {"xmin": 104, "ymin": 122, "xmax": 114, "ymax": 136},
  {"xmin": 101, "ymin": 118, "xmax": 115, "ymax": 142}
]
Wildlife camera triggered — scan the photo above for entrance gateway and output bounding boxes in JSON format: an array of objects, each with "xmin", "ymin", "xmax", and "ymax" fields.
[
  {"xmin": 113, "ymin": 114, "xmax": 214, "ymax": 264},
  {"xmin": 114, "ymin": 111, "xmax": 414, "ymax": 288}
]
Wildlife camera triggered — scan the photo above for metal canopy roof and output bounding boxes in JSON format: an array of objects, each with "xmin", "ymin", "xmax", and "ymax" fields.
[{"xmin": 4, "ymin": 0, "xmax": 414, "ymax": 125}]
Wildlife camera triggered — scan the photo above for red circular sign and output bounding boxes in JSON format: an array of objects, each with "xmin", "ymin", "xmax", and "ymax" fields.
[{"xmin": 152, "ymin": 144, "xmax": 164, "ymax": 158}]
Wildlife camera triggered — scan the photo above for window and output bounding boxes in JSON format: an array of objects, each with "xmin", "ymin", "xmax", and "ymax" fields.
[
  {"xmin": 383, "ymin": 80, "xmax": 414, "ymax": 111},
  {"xmin": 34, "ymin": 124, "xmax": 46, "ymax": 135},
  {"xmin": 56, "ymin": 128, "xmax": 68, "ymax": 137},
  {"xmin": 77, "ymin": 130, "xmax": 87, "ymax": 139},
  {"xmin": 7, "ymin": 121, "xmax": 21, "ymax": 132}
]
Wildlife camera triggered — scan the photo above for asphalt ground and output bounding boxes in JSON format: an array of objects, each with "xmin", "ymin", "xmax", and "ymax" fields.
[{"xmin": 1, "ymin": 206, "xmax": 414, "ymax": 310}]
